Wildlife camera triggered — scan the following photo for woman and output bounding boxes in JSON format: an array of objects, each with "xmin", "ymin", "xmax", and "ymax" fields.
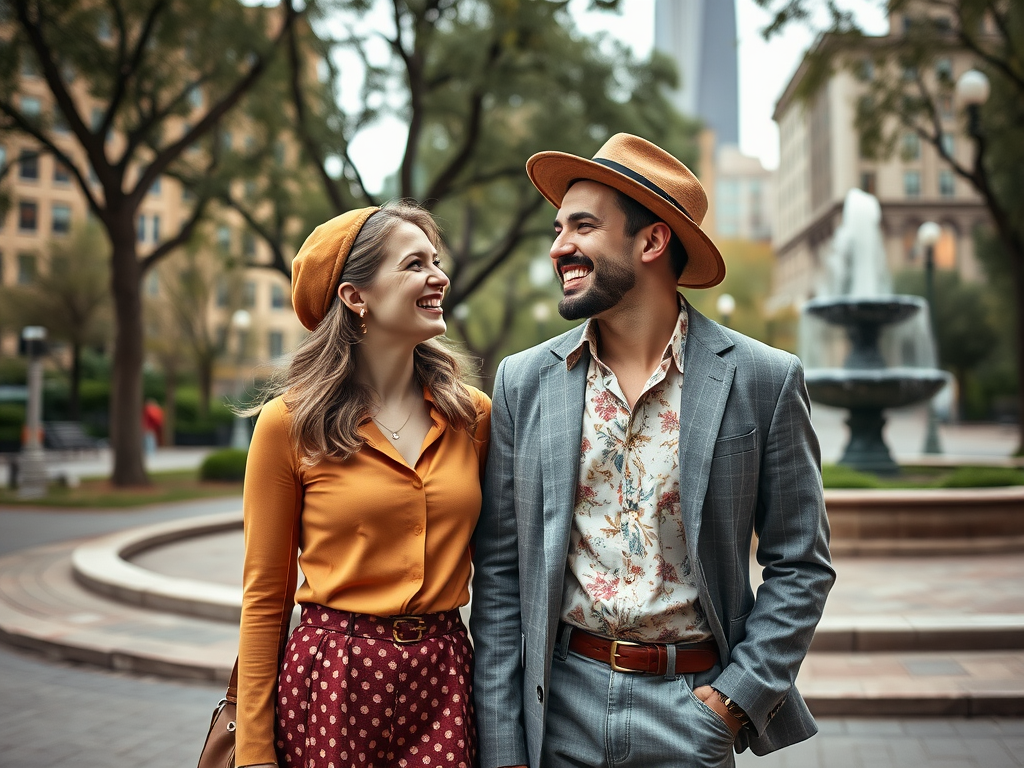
[{"xmin": 235, "ymin": 201, "xmax": 490, "ymax": 768}]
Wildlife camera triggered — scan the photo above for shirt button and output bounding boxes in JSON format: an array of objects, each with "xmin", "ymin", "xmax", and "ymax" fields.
[
  {"xmin": 414, "ymin": 525, "xmax": 423, "ymax": 535},
  {"xmin": 412, "ymin": 479, "xmax": 423, "ymax": 490}
]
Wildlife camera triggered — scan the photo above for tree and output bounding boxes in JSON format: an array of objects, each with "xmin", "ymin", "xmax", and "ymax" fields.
[
  {"xmin": 754, "ymin": 0, "xmax": 1024, "ymax": 447},
  {"xmin": 894, "ymin": 267, "xmax": 999, "ymax": 418},
  {"xmin": 145, "ymin": 232, "xmax": 244, "ymax": 442},
  {"xmin": 219, "ymin": 0, "xmax": 698, "ymax": 377},
  {"xmin": 0, "ymin": 0, "xmax": 300, "ymax": 484},
  {"xmin": 0, "ymin": 219, "xmax": 111, "ymax": 420}
]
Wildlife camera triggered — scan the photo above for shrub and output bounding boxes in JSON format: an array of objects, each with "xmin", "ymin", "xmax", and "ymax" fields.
[
  {"xmin": 200, "ymin": 448, "xmax": 248, "ymax": 482},
  {"xmin": 821, "ymin": 464, "xmax": 882, "ymax": 489},
  {"xmin": 940, "ymin": 466, "xmax": 1024, "ymax": 488}
]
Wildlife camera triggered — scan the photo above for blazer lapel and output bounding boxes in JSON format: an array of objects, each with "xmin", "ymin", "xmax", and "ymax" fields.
[
  {"xmin": 678, "ymin": 308, "xmax": 736, "ymax": 553},
  {"xmin": 539, "ymin": 328, "xmax": 587, "ymax": 623}
]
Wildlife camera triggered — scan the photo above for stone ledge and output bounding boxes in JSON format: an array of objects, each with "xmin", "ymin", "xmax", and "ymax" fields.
[
  {"xmin": 70, "ymin": 512, "xmax": 243, "ymax": 623},
  {"xmin": 825, "ymin": 486, "xmax": 1024, "ymax": 554}
]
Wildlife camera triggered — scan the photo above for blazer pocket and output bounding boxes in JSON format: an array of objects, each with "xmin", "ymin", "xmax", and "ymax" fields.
[{"xmin": 713, "ymin": 428, "xmax": 757, "ymax": 458}]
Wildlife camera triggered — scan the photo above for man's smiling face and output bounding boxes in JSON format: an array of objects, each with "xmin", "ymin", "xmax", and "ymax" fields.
[{"xmin": 550, "ymin": 180, "xmax": 637, "ymax": 321}]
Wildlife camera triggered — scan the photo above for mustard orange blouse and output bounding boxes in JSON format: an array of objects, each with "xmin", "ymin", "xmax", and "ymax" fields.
[{"xmin": 235, "ymin": 387, "xmax": 491, "ymax": 767}]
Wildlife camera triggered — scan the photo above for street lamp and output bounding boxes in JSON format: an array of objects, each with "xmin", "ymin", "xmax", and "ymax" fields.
[
  {"xmin": 955, "ymin": 69, "xmax": 990, "ymax": 138},
  {"xmin": 18, "ymin": 326, "xmax": 48, "ymax": 498},
  {"xmin": 917, "ymin": 221, "xmax": 943, "ymax": 455},
  {"xmin": 230, "ymin": 309, "xmax": 252, "ymax": 450},
  {"xmin": 716, "ymin": 293, "xmax": 736, "ymax": 328}
]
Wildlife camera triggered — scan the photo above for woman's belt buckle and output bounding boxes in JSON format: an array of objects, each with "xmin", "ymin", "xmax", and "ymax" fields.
[{"xmin": 392, "ymin": 616, "xmax": 428, "ymax": 643}]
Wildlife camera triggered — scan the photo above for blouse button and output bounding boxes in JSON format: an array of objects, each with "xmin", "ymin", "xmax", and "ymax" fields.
[
  {"xmin": 412, "ymin": 478, "xmax": 423, "ymax": 490},
  {"xmin": 414, "ymin": 525, "xmax": 423, "ymax": 535}
]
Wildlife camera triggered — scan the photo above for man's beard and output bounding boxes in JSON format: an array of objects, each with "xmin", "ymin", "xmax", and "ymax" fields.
[{"xmin": 557, "ymin": 248, "xmax": 636, "ymax": 321}]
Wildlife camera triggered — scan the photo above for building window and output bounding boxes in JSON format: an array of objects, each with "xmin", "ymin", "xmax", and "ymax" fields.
[
  {"xmin": 187, "ymin": 87, "xmax": 203, "ymax": 109},
  {"xmin": 242, "ymin": 281, "xmax": 256, "ymax": 308},
  {"xmin": 939, "ymin": 169, "xmax": 956, "ymax": 197},
  {"xmin": 220, "ymin": 131, "xmax": 232, "ymax": 151},
  {"xmin": 20, "ymin": 96, "xmax": 41, "ymax": 119},
  {"xmin": 146, "ymin": 271, "xmax": 160, "ymax": 296},
  {"xmin": 271, "ymin": 283, "xmax": 287, "ymax": 309},
  {"xmin": 149, "ymin": 175, "xmax": 161, "ymax": 195},
  {"xmin": 137, "ymin": 214, "xmax": 147, "ymax": 242},
  {"xmin": 19, "ymin": 201, "xmax": 38, "ymax": 231},
  {"xmin": 243, "ymin": 231, "xmax": 256, "ymax": 261},
  {"xmin": 857, "ymin": 58, "xmax": 874, "ymax": 82},
  {"xmin": 902, "ymin": 64, "xmax": 918, "ymax": 81},
  {"xmin": 901, "ymin": 132, "xmax": 921, "ymax": 161},
  {"xmin": 268, "ymin": 330, "xmax": 284, "ymax": 359},
  {"xmin": 904, "ymin": 170, "xmax": 921, "ymax": 198},
  {"xmin": 51, "ymin": 203, "xmax": 71, "ymax": 234},
  {"xmin": 53, "ymin": 161, "xmax": 71, "ymax": 183},
  {"xmin": 940, "ymin": 132, "xmax": 955, "ymax": 158},
  {"xmin": 217, "ymin": 225, "xmax": 231, "ymax": 251},
  {"xmin": 18, "ymin": 149, "xmax": 39, "ymax": 180},
  {"xmin": 52, "ymin": 110, "xmax": 69, "ymax": 134},
  {"xmin": 216, "ymin": 278, "xmax": 230, "ymax": 308},
  {"xmin": 939, "ymin": 95, "xmax": 954, "ymax": 120},
  {"xmin": 935, "ymin": 57, "xmax": 953, "ymax": 82},
  {"xmin": 860, "ymin": 171, "xmax": 877, "ymax": 195},
  {"xmin": 17, "ymin": 252, "xmax": 37, "ymax": 284},
  {"xmin": 151, "ymin": 215, "xmax": 160, "ymax": 243}
]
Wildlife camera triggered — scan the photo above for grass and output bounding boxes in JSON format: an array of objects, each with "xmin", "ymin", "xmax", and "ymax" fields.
[
  {"xmin": 821, "ymin": 463, "xmax": 1024, "ymax": 489},
  {"xmin": 0, "ymin": 469, "xmax": 242, "ymax": 508}
]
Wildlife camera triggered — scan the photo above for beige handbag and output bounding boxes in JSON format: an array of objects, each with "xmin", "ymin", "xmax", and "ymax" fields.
[{"xmin": 196, "ymin": 659, "xmax": 238, "ymax": 768}]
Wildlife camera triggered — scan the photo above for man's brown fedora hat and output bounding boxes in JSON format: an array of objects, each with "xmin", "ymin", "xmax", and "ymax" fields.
[{"xmin": 526, "ymin": 133, "xmax": 725, "ymax": 289}]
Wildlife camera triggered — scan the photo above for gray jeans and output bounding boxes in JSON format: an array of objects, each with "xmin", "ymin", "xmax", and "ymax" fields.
[{"xmin": 541, "ymin": 628, "xmax": 737, "ymax": 768}]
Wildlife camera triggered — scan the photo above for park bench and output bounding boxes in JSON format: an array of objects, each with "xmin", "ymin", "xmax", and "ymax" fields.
[{"xmin": 43, "ymin": 421, "xmax": 103, "ymax": 453}]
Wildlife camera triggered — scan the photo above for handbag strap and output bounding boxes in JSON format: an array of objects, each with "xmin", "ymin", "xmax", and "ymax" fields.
[{"xmin": 225, "ymin": 657, "xmax": 239, "ymax": 704}]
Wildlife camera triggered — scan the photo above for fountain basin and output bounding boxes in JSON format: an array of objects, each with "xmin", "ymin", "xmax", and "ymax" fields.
[
  {"xmin": 806, "ymin": 368, "xmax": 948, "ymax": 410},
  {"xmin": 804, "ymin": 295, "xmax": 924, "ymax": 327}
]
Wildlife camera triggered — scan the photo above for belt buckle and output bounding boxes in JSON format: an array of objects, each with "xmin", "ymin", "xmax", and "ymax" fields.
[
  {"xmin": 609, "ymin": 639, "xmax": 642, "ymax": 673},
  {"xmin": 392, "ymin": 616, "xmax": 427, "ymax": 644}
]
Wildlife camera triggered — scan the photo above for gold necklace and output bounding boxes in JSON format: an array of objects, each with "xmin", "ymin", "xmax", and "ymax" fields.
[{"xmin": 371, "ymin": 410, "xmax": 413, "ymax": 440}]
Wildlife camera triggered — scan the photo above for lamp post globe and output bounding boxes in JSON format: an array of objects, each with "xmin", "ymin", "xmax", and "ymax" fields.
[{"xmin": 716, "ymin": 293, "xmax": 736, "ymax": 328}]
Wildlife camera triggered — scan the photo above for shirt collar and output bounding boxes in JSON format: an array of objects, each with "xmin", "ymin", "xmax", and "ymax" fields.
[{"xmin": 565, "ymin": 294, "xmax": 689, "ymax": 374}]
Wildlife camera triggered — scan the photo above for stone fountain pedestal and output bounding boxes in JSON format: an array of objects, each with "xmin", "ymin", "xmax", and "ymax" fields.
[{"xmin": 804, "ymin": 297, "xmax": 947, "ymax": 474}]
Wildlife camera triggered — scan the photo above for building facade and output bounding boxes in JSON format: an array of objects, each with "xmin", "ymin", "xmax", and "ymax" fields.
[
  {"xmin": 0, "ymin": 70, "xmax": 305, "ymax": 390},
  {"xmin": 769, "ymin": 9, "xmax": 992, "ymax": 313}
]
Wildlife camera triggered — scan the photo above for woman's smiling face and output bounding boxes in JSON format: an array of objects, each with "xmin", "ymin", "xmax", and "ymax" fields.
[{"xmin": 357, "ymin": 220, "xmax": 450, "ymax": 345}]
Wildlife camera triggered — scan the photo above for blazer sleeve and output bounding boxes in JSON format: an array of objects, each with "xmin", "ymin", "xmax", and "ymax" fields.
[
  {"xmin": 470, "ymin": 360, "xmax": 530, "ymax": 768},
  {"xmin": 235, "ymin": 399, "xmax": 303, "ymax": 767},
  {"xmin": 711, "ymin": 355, "xmax": 836, "ymax": 735}
]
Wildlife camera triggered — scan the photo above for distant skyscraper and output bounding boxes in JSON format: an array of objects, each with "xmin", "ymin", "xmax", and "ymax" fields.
[{"xmin": 654, "ymin": 0, "xmax": 740, "ymax": 147}]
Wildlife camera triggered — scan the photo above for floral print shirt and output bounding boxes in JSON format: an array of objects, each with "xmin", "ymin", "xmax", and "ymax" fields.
[{"xmin": 560, "ymin": 298, "xmax": 711, "ymax": 643}]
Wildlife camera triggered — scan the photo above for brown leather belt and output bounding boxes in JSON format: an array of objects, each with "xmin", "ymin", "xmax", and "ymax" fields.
[{"xmin": 568, "ymin": 626, "xmax": 718, "ymax": 675}]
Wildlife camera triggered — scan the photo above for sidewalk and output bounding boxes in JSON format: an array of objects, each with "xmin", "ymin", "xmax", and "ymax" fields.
[{"xmin": 1, "ymin": 505, "xmax": 1022, "ymax": 716}]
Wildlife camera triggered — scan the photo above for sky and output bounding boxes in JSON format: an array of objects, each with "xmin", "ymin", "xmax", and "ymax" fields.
[{"xmin": 343, "ymin": 0, "xmax": 890, "ymax": 191}]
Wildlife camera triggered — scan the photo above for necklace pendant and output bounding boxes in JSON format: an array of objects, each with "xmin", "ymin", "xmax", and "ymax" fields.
[{"xmin": 391, "ymin": 431, "xmax": 400, "ymax": 440}]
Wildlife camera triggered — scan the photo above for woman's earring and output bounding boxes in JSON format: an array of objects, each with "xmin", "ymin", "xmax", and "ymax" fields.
[{"xmin": 359, "ymin": 308, "xmax": 367, "ymax": 334}]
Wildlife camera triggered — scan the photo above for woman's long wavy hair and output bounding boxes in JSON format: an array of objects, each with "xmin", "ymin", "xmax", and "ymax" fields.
[{"xmin": 247, "ymin": 201, "xmax": 480, "ymax": 465}]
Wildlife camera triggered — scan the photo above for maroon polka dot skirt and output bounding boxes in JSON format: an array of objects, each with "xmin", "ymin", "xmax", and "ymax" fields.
[{"xmin": 275, "ymin": 603, "xmax": 478, "ymax": 768}]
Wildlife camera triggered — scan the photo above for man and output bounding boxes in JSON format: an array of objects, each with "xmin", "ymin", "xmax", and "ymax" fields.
[{"xmin": 470, "ymin": 134, "xmax": 835, "ymax": 768}]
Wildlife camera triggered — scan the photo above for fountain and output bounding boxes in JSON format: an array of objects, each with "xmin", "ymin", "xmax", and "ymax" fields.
[{"xmin": 801, "ymin": 189, "xmax": 948, "ymax": 474}]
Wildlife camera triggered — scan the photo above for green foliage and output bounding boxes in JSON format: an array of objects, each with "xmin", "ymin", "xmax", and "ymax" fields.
[
  {"xmin": 821, "ymin": 464, "xmax": 882, "ymax": 488},
  {"xmin": 0, "ymin": 402, "xmax": 25, "ymax": 447},
  {"xmin": 893, "ymin": 267, "xmax": 1000, "ymax": 417},
  {"xmin": 939, "ymin": 466, "xmax": 1024, "ymax": 488},
  {"xmin": 174, "ymin": 389, "xmax": 235, "ymax": 432},
  {"xmin": 685, "ymin": 240, "xmax": 780, "ymax": 347},
  {"xmin": 200, "ymin": 448, "xmax": 248, "ymax": 482}
]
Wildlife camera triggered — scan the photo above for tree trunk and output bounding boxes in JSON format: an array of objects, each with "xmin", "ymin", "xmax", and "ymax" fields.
[
  {"xmin": 108, "ymin": 216, "xmax": 149, "ymax": 486},
  {"xmin": 69, "ymin": 341, "xmax": 81, "ymax": 422}
]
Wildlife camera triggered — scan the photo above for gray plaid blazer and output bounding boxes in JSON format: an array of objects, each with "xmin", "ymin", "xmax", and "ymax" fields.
[{"xmin": 470, "ymin": 305, "xmax": 835, "ymax": 768}]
